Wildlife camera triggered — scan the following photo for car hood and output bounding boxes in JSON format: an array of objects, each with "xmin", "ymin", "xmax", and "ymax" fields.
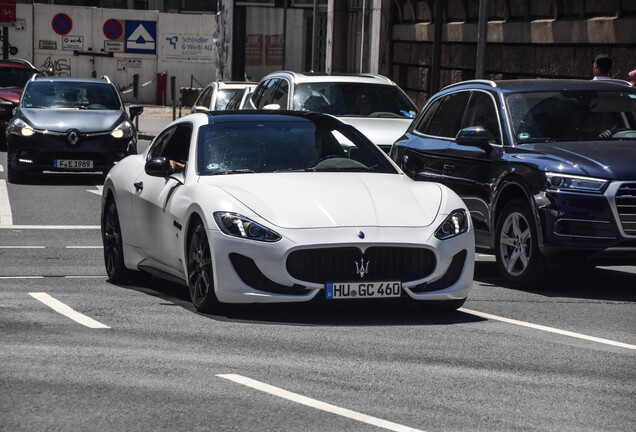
[
  {"xmin": 200, "ymin": 173, "xmax": 442, "ymax": 229},
  {"xmin": 21, "ymin": 108, "xmax": 125, "ymax": 132},
  {"xmin": 517, "ymin": 141, "xmax": 636, "ymax": 179},
  {"xmin": 338, "ymin": 117, "xmax": 413, "ymax": 147},
  {"xmin": 0, "ymin": 88, "xmax": 22, "ymax": 104}
]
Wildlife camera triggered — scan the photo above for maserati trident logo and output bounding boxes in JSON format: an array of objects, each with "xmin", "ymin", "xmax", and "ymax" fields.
[
  {"xmin": 355, "ymin": 257, "xmax": 369, "ymax": 278},
  {"xmin": 67, "ymin": 130, "xmax": 80, "ymax": 146}
]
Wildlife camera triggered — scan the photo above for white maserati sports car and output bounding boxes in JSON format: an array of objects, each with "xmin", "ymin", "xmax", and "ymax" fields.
[{"xmin": 101, "ymin": 111, "xmax": 474, "ymax": 313}]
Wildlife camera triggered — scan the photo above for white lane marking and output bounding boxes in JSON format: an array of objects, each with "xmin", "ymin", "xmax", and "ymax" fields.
[
  {"xmin": 217, "ymin": 374, "xmax": 426, "ymax": 432},
  {"xmin": 66, "ymin": 246, "xmax": 102, "ymax": 249},
  {"xmin": 0, "ymin": 225, "xmax": 100, "ymax": 230},
  {"xmin": 29, "ymin": 292, "xmax": 109, "ymax": 329},
  {"xmin": 0, "ymin": 179, "xmax": 13, "ymax": 226},
  {"xmin": 87, "ymin": 185, "xmax": 103, "ymax": 196},
  {"xmin": 65, "ymin": 276, "xmax": 103, "ymax": 279},
  {"xmin": 460, "ymin": 308, "xmax": 636, "ymax": 350},
  {"xmin": 0, "ymin": 246, "xmax": 45, "ymax": 249},
  {"xmin": 0, "ymin": 276, "xmax": 44, "ymax": 279},
  {"xmin": 0, "ymin": 165, "xmax": 4, "ymax": 172}
]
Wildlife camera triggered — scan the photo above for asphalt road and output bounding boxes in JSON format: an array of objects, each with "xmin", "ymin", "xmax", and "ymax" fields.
[{"xmin": 1, "ymin": 147, "xmax": 635, "ymax": 432}]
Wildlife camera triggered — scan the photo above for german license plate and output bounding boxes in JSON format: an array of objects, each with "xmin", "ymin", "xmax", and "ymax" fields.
[
  {"xmin": 326, "ymin": 281, "xmax": 401, "ymax": 299},
  {"xmin": 55, "ymin": 160, "xmax": 93, "ymax": 169}
]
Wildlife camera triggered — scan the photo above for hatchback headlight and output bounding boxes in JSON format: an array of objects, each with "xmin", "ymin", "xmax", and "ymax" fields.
[
  {"xmin": 435, "ymin": 209, "xmax": 469, "ymax": 240},
  {"xmin": 545, "ymin": 172, "xmax": 607, "ymax": 193},
  {"xmin": 111, "ymin": 120, "xmax": 134, "ymax": 139},
  {"xmin": 7, "ymin": 118, "xmax": 35, "ymax": 137},
  {"xmin": 214, "ymin": 212, "xmax": 281, "ymax": 242}
]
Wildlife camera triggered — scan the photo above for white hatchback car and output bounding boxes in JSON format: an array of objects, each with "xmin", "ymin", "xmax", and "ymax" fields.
[
  {"xmin": 248, "ymin": 72, "xmax": 418, "ymax": 152},
  {"xmin": 191, "ymin": 81, "xmax": 256, "ymax": 112}
]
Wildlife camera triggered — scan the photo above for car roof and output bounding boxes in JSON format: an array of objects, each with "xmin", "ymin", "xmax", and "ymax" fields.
[
  {"xmin": 204, "ymin": 109, "xmax": 341, "ymax": 125},
  {"xmin": 29, "ymin": 76, "xmax": 115, "ymax": 85},
  {"xmin": 262, "ymin": 71, "xmax": 397, "ymax": 85},
  {"xmin": 0, "ymin": 58, "xmax": 37, "ymax": 69},
  {"xmin": 441, "ymin": 78, "xmax": 634, "ymax": 93}
]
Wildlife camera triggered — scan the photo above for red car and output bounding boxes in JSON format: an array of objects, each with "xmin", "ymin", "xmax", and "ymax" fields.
[{"xmin": 1, "ymin": 59, "xmax": 39, "ymax": 149}]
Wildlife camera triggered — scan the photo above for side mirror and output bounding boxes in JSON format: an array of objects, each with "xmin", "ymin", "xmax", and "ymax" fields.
[
  {"xmin": 0, "ymin": 101, "xmax": 14, "ymax": 114},
  {"xmin": 129, "ymin": 104, "xmax": 143, "ymax": 121},
  {"xmin": 262, "ymin": 103, "xmax": 281, "ymax": 110},
  {"xmin": 145, "ymin": 156, "xmax": 173, "ymax": 177},
  {"xmin": 456, "ymin": 126, "xmax": 492, "ymax": 152},
  {"xmin": 192, "ymin": 105, "xmax": 209, "ymax": 113}
]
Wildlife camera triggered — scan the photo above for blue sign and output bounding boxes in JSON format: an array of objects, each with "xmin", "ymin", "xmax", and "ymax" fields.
[{"xmin": 125, "ymin": 20, "xmax": 156, "ymax": 55}]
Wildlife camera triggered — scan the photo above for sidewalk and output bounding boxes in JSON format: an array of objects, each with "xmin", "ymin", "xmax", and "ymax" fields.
[{"xmin": 131, "ymin": 104, "xmax": 187, "ymax": 140}]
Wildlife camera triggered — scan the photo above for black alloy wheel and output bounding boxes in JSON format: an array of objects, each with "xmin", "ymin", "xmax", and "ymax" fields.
[
  {"xmin": 102, "ymin": 198, "xmax": 131, "ymax": 282},
  {"xmin": 187, "ymin": 220, "xmax": 219, "ymax": 313},
  {"xmin": 494, "ymin": 199, "xmax": 547, "ymax": 289}
]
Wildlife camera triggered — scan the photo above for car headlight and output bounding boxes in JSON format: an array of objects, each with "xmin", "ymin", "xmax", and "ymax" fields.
[
  {"xmin": 213, "ymin": 212, "xmax": 281, "ymax": 242},
  {"xmin": 7, "ymin": 118, "xmax": 35, "ymax": 137},
  {"xmin": 435, "ymin": 209, "xmax": 469, "ymax": 240},
  {"xmin": 545, "ymin": 172, "xmax": 607, "ymax": 193},
  {"xmin": 110, "ymin": 120, "xmax": 134, "ymax": 139}
]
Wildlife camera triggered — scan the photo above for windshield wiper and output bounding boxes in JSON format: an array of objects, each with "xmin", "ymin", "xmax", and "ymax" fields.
[{"xmin": 208, "ymin": 169, "xmax": 256, "ymax": 175}]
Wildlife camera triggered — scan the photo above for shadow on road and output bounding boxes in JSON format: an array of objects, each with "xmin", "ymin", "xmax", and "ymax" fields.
[
  {"xmin": 474, "ymin": 260, "xmax": 636, "ymax": 302},
  {"xmin": 8, "ymin": 171, "xmax": 105, "ymax": 186},
  {"xmin": 110, "ymin": 276, "xmax": 484, "ymax": 327}
]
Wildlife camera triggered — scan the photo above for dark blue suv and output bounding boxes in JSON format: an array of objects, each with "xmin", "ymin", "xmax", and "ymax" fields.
[{"xmin": 391, "ymin": 79, "xmax": 636, "ymax": 288}]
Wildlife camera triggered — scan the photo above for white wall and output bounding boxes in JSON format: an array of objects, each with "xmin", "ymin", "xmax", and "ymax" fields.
[{"xmin": 7, "ymin": 4, "xmax": 216, "ymax": 105}]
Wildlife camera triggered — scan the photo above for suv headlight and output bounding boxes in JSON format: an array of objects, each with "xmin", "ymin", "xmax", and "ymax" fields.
[
  {"xmin": 7, "ymin": 118, "xmax": 35, "ymax": 137},
  {"xmin": 545, "ymin": 172, "xmax": 607, "ymax": 193},
  {"xmin": 111, "ymin": 120, "xmax": 134, "ymax": 139},
  {"xmin": 435, "ymin": 209, "xmax": 469, "ymax": 240},
  {"xmin": 214, "ymin": 212, "xmax": 281, "ymax": 242}
]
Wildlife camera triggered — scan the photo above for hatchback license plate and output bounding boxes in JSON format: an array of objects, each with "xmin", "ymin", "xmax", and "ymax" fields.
[
  {"xmin": 326, "ymin": 281, "xmax": 401, "ymax": 299},
  {"xmin": 55, "ymin": 160, "xmax": 93, "ymax": 169}
]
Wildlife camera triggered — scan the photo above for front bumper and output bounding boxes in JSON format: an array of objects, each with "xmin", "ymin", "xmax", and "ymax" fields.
[
  {"xmin": 205, "ymin": 224, "xmax": 474, "ymax": 304},
  {"xmin": 7, "ymin": 132, "xmax": 136, "ymax": 173},
  {"xmin": 538, "ymin": 180, "xmax": 636, "ymax": 263}
]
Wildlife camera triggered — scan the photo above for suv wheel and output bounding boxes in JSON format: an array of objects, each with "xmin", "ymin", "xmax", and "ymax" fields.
[{"xmin": 495, "ymin": 199, "xmax": 547, "ymax": 289}]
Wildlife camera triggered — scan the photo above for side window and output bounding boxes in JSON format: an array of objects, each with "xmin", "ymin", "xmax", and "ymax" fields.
[
  {"xmin": 196, "ymin": 87, "xmax": 212, "ymax": 109},
  {"xmin": 426, "ymin": 92, "xmax": 470, "ymax": 138},
  {"xmin": 461, "ymin": 91, "xmax": 501, "ymax": 144},
  {"xmin": 414, "ymin": 97, "xmax": 442, "ymax": 134},
  {"xmin": 148, "ymin": 128, "xmax": 175, "ymax": 159},
  {"xmin": 162, "ymin": 124, "xmax": 193, "ymax": 164},
  {"xmin": 272, "ymin": 79, "xmax": 289, "ymax": 109},
  {"xmin": 258, "ymin": 78, "xmax": 280, "ymax": 108},
  {"xmin": 250, "ymin": 80, "xmax": 269, "ymax": 108}
]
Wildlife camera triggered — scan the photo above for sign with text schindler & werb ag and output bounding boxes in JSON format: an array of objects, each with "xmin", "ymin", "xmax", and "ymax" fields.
[{"xmin": 162, "ymin": 33, "xmax": 213, "ymax": 62}]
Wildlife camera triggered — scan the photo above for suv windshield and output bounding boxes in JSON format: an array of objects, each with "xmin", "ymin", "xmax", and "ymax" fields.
[
  {"xmin": 0, "ymin": 67, "xmax": 37, "ymax": 89},
  {"xmin": 22, "ymin": 81, "xmax": 121, "ymax": 110},
  {"xmin": 506, "ymin": 90, "xmax": 636, "ymax": 143},
  {"xmin": 197, "ymin": 118, "xmax": 398, "ymax": 175},
  {"xmin": 293, "ymin": 82, "xmax": 417, "ymax": 118}
]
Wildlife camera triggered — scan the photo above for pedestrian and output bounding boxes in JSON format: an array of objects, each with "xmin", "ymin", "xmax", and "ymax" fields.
[
  {"xmin": 592, "ymin": 54, "xmax": 613, "ymax": 80},
  {"xmin": 629, "ymin": 69, "xmax": 636, "ymax": 86}
]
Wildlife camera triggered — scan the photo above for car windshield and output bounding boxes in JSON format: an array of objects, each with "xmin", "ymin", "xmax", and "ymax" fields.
[
  {"xmin": 22, "ymin": 81, "xmax": 121, "ymax": 110},
  {"xmin": 506, "ymin": 90, "xmax": 636, "ymax": 143},
  {"xmin": 0, "ymin": 67, "xmax": 37, "ymax": 89},
  {"xmin": 215, "ymin": 89, "xmax": 243, "ymax": 110},
  {"xmin": 293, "ymin": 82, "xmax": 417, "ymax": 118},
  {"xmin": 197, "ymin": 117, "xmax": 398, "ymax": 175}
]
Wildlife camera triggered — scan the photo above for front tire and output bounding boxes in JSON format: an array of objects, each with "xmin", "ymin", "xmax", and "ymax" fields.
[
  {"xmin": 494, "ymin": 199, "xmax": 547, "ymax": 289},
  {"xmin": 187, "ymin": 219, "xmax": 219, "ymax": 313},
  {"xmin": 102, "ymin": 198, "xmax": 133, "ymax": 283}
]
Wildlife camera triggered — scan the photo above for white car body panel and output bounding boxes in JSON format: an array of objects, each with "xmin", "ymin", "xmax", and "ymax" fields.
[
  {"xmin": 203, "ymin": 173, "xmax": 441, "ymax": 229},
  {"xmin": 340, "ymin": 117, "xmax": 412, "ymax": 149}
]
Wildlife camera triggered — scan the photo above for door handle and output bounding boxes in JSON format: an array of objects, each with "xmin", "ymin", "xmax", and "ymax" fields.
[
  {"xmin": 134, "ymin": 181, "xmax": 144, "ymax": 191},
  {"xmin": 443, "ymin": 163, "xmax": 455, "ymax": 173}
]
